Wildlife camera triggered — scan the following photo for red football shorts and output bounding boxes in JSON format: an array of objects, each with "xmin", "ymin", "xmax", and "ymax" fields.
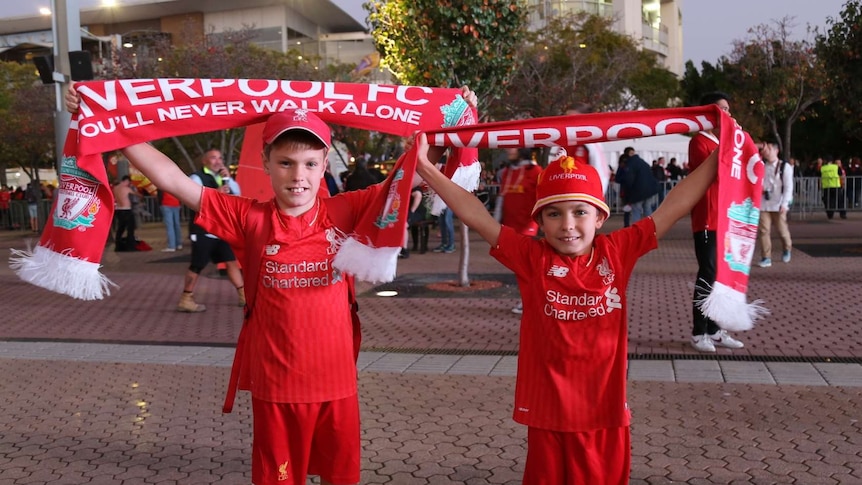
[
  {"xmin": 523, "ymin": 426, "xmax": 631, "ymax": 485},
  {"xmin": 251, "ymin": 395, "xmax": 360, "ymax": 485}
]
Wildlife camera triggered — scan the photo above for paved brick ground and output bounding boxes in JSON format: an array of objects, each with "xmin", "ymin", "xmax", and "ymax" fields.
[{"xmin": 1, "ymin": 213, "xmax": 862, "ymax": 484}]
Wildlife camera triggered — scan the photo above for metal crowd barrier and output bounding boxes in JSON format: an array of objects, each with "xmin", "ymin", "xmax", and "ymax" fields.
[
  {"xmin": 480, "ymin": 176, "xmax": 862, "ymax": 219},
  {"xmin": 2, "ymin": 177, "xmax": 859, "ymax": 233}
]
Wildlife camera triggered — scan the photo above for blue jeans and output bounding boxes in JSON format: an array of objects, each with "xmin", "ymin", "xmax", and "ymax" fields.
[
  {"xmin": 161, "ymin": 205, "xmax": 182, "ymax": 249},
  {"xmin": 629, "ymin": 195, "xmax": 657, "ymax": 225},
  {"xmin": 439, "ymin": 208, "xmax": 454, "ymax": 249}
]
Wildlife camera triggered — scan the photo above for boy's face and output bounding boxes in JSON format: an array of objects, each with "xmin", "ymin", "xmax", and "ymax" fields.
[
  {"xmin": 537, "ymin": 201, "xmax": 607, "ymax": 257},
  {"xmin": 263, "ymin": 143, "xmax": 327, "ymax": 216}
]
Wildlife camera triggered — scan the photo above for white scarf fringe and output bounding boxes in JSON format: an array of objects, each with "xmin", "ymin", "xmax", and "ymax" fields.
[
  {"xmin": 10, "ymin": 245, "xmax": 116, "ymax": 300},
  {"xmin": 430, "ymin": 161, "xmax": 482, "ymax": 216},
  {"xmin": 332, "ymin": 237, "xmax": 400, "ymax": 284},
  {"xmin": 696, "ymin": 281, "xmax": 769, "ymax": 332}
]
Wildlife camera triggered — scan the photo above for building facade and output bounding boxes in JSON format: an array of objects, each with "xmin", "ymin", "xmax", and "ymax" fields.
[{"xmin": 0, "ymin": 0, "xmax": 683, "ymax": 77}]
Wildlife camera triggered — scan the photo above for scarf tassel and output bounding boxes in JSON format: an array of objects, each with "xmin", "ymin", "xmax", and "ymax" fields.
[
  {"xmin": 332, "ymin": 237, "xmax": 400, "ymax": 284},
  {"xmin": 10, "ymin": 245, "xmax": 116, "ymax": 300},
  {"xmin": 696, "ymin": 281, "xmax": 769, "ymax": 332},
  {"xmin": 430, "ymin": 160, "xmax": 482, "ymax": 216}
]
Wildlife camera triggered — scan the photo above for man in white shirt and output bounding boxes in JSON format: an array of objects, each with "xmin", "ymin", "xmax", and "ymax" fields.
[{"xmin": 756, "ymin": 140, "xmax": 794, "ymax": 267}]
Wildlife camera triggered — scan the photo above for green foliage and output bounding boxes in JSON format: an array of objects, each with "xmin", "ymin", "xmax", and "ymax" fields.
[
  {"xmin": 816, "ymin": 0, "xmax": 862, "ymax": 141},
  {"xmin": 364, "ymin": 0, "xmax": 529, "ymax": 114},
  {"xmin": 0, "ymin": 61, "xmax": 56, "ymax": 179},
  {"xmin": 495, "ymin": 12, "xmax": 678, "ymax": 119},
  {"xmin": 106, "ymin": 26, "xmax": 328, "ymax": 170},
  {"xmin": 720, "ymin": 17, "xmax": 823, "ymax": 158}
]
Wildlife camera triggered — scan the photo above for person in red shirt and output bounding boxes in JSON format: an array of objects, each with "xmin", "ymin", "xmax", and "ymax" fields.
[
  {"xmin": 416, "ymin": 129, "xmax": 721, "ymax": 484},
  {"xmin": 66, "ymin": 84, "xmax": 470, "ymax": 485},
  {"xmin": 688, "ymin": 92, "xmax": 745, "ymax": 353},
  {"xmin": 497, "ymin": 148, "xmax": 542, "ymax": 313}
]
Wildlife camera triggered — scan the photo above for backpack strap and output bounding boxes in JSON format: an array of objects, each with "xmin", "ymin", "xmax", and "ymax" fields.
[{"xmin": 223, "ymin": 202, "xmax": 272, "ymax": 413}]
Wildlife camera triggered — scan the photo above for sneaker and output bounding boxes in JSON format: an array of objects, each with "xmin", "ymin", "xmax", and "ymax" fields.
[
  {"xmin": 443, "ymin": 246, "xmax": 456, "ymax": 254},
  {"xmin": 758, "ymin": 258, "xmax": 772, "ymax": 268},
  {"xmin": 690, "ymin": 334, "xmax": 716, "ymax": 352},
  {"xmin": 782, "ymin": 250, "xmax": 791, "ymax": 263},
  {"xmin": 161, "ymin": 248, "xmax": 176, "ymax": 252},
  {"xmin": 709, "ymin": 329, "xmax": 744, "ymax": 349},
  {"xmin": 431, "ymin": 245, "xmax": 446, "ymax": 253},
  {"xmin": 511, "ymin": 302, "xmax": 523, "ymax": 314}
]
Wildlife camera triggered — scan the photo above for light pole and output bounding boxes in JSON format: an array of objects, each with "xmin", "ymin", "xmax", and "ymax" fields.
[{"xmin": 50, "ymin": 0, "xmax": 81, "ymax": 167}]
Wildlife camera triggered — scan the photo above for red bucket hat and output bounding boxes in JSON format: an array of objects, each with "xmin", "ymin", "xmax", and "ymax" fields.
[
  {"xmin": 531, "ymin": 154, "xmax": 610, "ymax": 219},
  {"xmin": 262, "ymin": 109, "xmax": 331, "ymax": 148}
]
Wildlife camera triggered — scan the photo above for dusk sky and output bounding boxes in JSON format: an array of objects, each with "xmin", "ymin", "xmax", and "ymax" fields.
[
  {"xmin": 682, "ymin": 0, "xmax": 846, "ymax": 67},
  {"xmin": 6, "ymin": 0, "xmax": 851, "ymax": 68}
]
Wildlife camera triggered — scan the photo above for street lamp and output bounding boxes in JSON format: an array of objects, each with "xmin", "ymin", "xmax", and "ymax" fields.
[{"xmin": 50, "ymin": 0, "xmax": 81, "ymax": 167}]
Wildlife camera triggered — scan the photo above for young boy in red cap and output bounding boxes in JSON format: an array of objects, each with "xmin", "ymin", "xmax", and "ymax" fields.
[
  {"xmin": 415, "ymin": 133, "xmax": 720, "ymax": 484},
  {"xmin": 66, "ymin": 83, "xmax": 475, "ymax": 485}
]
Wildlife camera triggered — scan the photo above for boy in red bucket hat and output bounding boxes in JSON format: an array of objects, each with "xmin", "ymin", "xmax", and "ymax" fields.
[{"xmin": 416, "ymin": 133, "xmax": 720, "ymax": 485}]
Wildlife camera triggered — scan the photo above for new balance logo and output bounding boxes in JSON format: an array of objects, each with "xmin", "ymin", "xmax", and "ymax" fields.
[
  {"xmin": 547, "ymin": 265, "xmax": 569, "ymax": 278},
  {"xmin": 265, "ymin": 244, "xmax": 281, "ymax": 256}
]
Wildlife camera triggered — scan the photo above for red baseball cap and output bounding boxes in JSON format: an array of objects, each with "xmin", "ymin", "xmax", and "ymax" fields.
[
  {"xmin": 262, "ymin": 109, "xmax": 331, "ymax": 148},
  {"xmin": 532, "ymin": 153, "xmax": 610, "ymax": 219}
]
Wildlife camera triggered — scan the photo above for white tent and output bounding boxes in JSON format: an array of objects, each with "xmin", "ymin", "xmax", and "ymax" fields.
[{"xmin": 601, "ymin": 133, "xmax": 692, "ymax": 172}]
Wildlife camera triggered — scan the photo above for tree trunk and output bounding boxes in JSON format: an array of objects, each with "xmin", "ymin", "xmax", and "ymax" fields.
[
  {"xmin": 457, "ymin": 221, "xmax": 470, "ymax": 287},
  {"xmin": 783, "ymin": 121, "xmax": 793, "ymax": 162},
  {"xmin": 171, "ymin": 137, "xmax": 197, "ymax": 172}
]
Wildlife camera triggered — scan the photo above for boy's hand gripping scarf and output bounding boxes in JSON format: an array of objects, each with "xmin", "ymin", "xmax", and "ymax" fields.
[
  {"xmin": 9, "ymin": 79, "xmax": 478, "ymax": 298},
  {"xmin": 425, "ymin": 106, "xmax": 767, "ymax": 331}
]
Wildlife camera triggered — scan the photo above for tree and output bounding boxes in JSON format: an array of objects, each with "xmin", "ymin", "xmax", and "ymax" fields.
[
  {"xmin": 721, "ymin": 17, "xmax": 824, "ymax": 159},
  {"xmin": 365, "ymin": 0, "xmax": 530, "ymax": 287},
  {"xmin": 816, "ymin": 0, "xmax": 862, "ymax": 141},
  {"xmin": 0, "ymin": 61, "xmax": 56, "ymax": 186},
  {"xmin": 496, "ymin": 12, "xmax": 679, "ymax": 120},
  {"xmin": 365, "ymin": 0, "xmax": 529, "ymax": 116},
  {"xmin": 107, "ymin": 25, "xmax": 325, "ymax": 171}
]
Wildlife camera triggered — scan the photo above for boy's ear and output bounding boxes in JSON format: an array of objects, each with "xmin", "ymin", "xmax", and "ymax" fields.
[
  {"xmin": 260, "ymin": 150, "xmax": 269, "ymax": 174},
  {"xmin": 595, "ymin": 212, "xmax": 608, "ymax": 229}
]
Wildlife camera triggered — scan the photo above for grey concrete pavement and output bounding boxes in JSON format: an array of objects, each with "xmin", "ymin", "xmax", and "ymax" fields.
[{"xmin": 2, "ymin": 212, "xmax": 862, "ymax": 484}]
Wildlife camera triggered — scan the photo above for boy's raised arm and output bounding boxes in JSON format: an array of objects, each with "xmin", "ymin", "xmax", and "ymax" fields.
[
  {"xmin": 121, "ymin": 144, "xmax": 204, "ymax": 211},
  {"xmin": 651, "ymin": 149, "xmax": 718, "ymax": 239},
  {"xmin": 415, "ymin": 133, "xmax": 501, "ymax": 247}
]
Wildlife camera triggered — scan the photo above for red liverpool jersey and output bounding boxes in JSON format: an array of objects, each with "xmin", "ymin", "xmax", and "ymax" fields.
[
  {"xmin": 499, "ymin": 163, "xmax": 542, "ymax": 236},
  {"xmin": 491, "ymin": 218, "xmax": 657, "ymax": 432},
  {"xmin": 197, "ymin": 185, "xmax": 384, "ymax": 403},
  {"xmin": 689, "ymin": 132, "xmax": 720, "ymax": 232}
]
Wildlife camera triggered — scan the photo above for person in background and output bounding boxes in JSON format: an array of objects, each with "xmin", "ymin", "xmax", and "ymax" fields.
[
  {"xmin": 617, "ymin": 147, "xmax": 659, "ymax": 225},
  {"xmin": 687, "ymin": 91, "xmax": 744, "ymax": 352},
  {"xmin": 25, "ymin": 181, "xmax": 41, "ymax": 233},
  {"xmin": 821, "ymin": 157, "xmax": 847, "ymax": 220},
  {"xmin": 112, "ymin": 176, "xmax": 136, "ymax": 251},
  {"xmin": 179, "ymin": 148, "xmax": 245, "ymax": 312},
  {"xmin": 0, "ymin": 185, "xmax": 11, "ymax": 230},
  {"xmin": 159, "ymin": 187, "xmax": 184, "ymax": 252},
  {"xmin": 756, "ymin": 140, "xmax": 793, "ymax": 267},
  {"xmin": 496, "ymin": 147, "xmax": 542, "ymax": 314}
]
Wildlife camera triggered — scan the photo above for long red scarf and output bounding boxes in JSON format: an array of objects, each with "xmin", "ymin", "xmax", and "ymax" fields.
[{"xmin": 10, "ymin": 80, "xmax": 764, "ymax": 331}]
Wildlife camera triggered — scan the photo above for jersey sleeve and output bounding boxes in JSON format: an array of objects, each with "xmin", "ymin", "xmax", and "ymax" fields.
[
  {"xmin": 195, "ymin": 188, "xmax": 253, "ymax": 247},
  {"xmin": 688, "ymin": 134, "xmax": 714, "ymax": 170},
  {"xmin": 323, "ymin": 183, "xmax": 388, "ymax": 233},
  {"xmin": 607, "ymin": 216, "xmax": 658, "ymax": 277},
  {"xmin": 489, "ymin": 225, "xmax": 541, "ymax": 277}
]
